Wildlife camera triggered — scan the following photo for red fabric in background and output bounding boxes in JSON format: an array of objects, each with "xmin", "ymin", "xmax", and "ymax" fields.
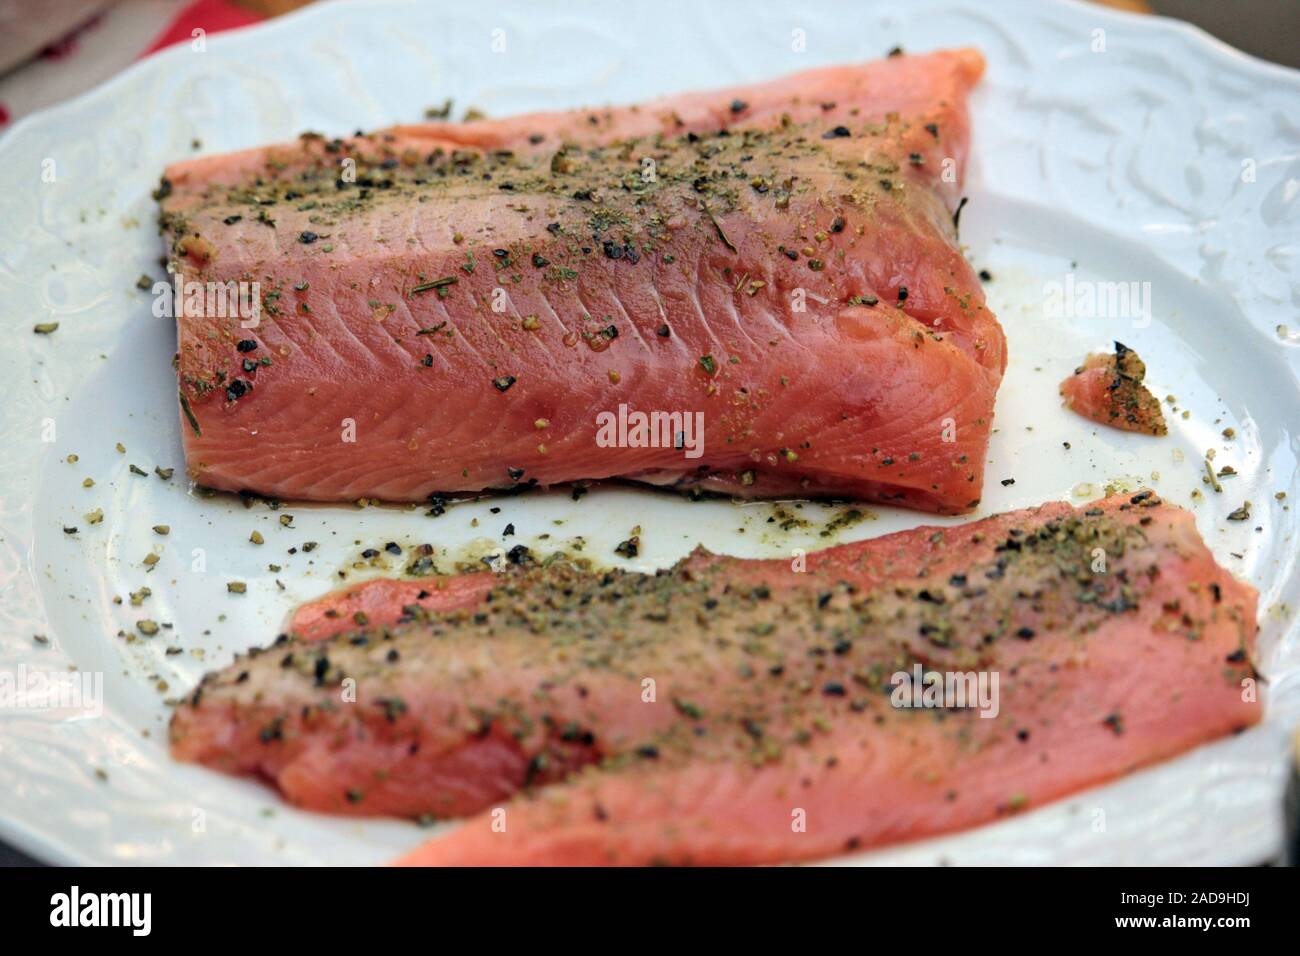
[{"xmin": 141, "ymin": 0, "xmax": 264, "ymax": 58}]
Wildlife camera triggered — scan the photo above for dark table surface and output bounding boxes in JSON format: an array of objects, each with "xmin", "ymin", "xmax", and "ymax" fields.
[{"xmin": 0, "ymin": 844, "xmax": 45, "ymax": 867}]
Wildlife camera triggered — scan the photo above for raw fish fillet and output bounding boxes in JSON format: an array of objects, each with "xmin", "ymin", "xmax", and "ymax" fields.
[
  {"xmin": 158, "ymin": 50, "xmax": 1002, "ymax": 513},
  {"xmin": 169, "ymin": 491, "xmax": 1258, "ymax": 865}
]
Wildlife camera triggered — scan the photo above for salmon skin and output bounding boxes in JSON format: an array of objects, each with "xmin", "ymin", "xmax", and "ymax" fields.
[
  {"xmin": 157, "ymin": 50, "xmax": 1004, "ymax": 514},
  {"xmin": 169, "ymin": 491, "xmax": 1258, "ymax": 865}
]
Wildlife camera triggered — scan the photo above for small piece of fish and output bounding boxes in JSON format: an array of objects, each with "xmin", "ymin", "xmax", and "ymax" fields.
[{"xmin": 1060, "ymin": 342, "xmax": 1167, "ymax": 435}]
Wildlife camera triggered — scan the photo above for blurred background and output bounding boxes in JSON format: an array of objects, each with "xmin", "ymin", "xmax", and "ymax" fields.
[{"xmin": 0, "ymin": 0, "xmax": 1297, "ymax": 131}]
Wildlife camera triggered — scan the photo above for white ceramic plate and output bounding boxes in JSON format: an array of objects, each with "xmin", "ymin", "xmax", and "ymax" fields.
[{"xmin": 1, "ymin": 0, "xmax": 1297, "ymax": 866}]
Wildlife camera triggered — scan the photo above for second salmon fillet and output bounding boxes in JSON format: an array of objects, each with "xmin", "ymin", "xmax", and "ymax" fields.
[
  {"xmin": 170, "ymin": 492, "xmax": 1258, "ymax": 865},
  {"xmin": 158, "ymin": 49, "xmax": 1003, "ymax": 513}
]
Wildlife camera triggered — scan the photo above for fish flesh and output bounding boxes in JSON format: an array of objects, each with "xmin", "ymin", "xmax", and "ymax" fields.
[
  {"xmin": 1060, "ymin": 342, "xmax": 1166, "ymax": 436},
  {"xmin": 157, "ymin": 49, "xmax": 1004, "ymax": 514},
  {"xmin": 169, "ymin": 491, "xmax": 1258, "ymax": 865},
  {"xmin": 173, "ymin": 492, "xmax": 1257, "ymax": 865}
]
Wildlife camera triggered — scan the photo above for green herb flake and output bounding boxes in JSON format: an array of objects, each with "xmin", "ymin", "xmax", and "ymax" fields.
[
  {"xmin": 410, "ymin": 276, "xmax": 458, "ymax": 296},
  {"xmin": 179, "ymin": 393, "xmax": 202, "ymax": 436}
]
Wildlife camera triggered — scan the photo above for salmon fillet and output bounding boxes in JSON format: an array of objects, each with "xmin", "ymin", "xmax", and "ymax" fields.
[
  {"xmin": 169, "ymin": 491, "xmax": 1258, "ymax": 865},
  {"xmin": 157, "ymin": 49, "xmax": 1004, "ymax": 513}
]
